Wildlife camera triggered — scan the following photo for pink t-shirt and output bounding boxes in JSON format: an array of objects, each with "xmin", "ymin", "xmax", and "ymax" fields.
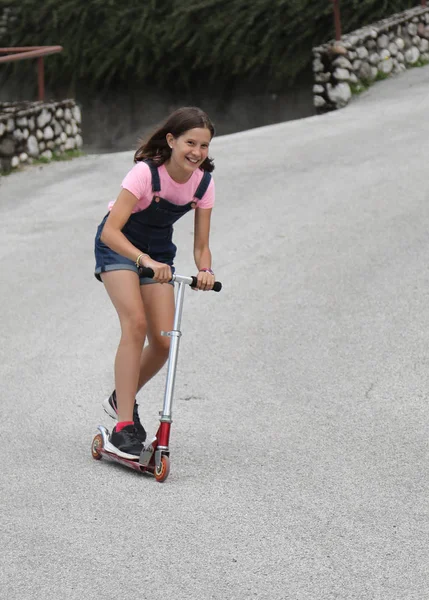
[{"xmin": 108, "ymin": 162, "xmax": 215, "ymax": 212}]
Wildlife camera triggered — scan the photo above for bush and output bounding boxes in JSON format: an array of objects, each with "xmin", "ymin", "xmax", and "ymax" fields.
[{"xmin": 0, "ymin": 0, "xmax": 418, "ymax": 92}]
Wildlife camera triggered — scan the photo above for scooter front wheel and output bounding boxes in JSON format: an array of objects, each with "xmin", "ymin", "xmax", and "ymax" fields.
[
  {"xmin": 91, "ymin": 433, "xmax": 104, "ymax": 460},
  {"xmin": 154, "ymin": 455, "xmax": 170, "ymax": 482}
]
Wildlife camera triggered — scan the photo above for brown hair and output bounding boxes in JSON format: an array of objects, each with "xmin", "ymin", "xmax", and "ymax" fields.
[{"xmin": 134, "ymin": 106, "xmax": 215, "ymax": 172}]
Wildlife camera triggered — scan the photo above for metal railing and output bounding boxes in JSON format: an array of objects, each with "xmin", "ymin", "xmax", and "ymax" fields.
[
  {"xmin": 331, "ymin": 1, "xmax": 427, "ymax": 42},
  {"xmin": 0, "ymin": 46, "xmax": 63, "ymax": 102},
  {"xmin": 331, "ymin": 0, "xmax": 342, "ymax": 41}
]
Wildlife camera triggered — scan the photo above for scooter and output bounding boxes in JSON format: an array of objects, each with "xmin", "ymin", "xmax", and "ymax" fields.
[{"xmin": 91, "ymin": 268, "xmax": 222, "ymax": 482}]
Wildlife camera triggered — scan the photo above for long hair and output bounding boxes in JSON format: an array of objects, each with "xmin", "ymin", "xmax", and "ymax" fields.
[{"xmin": 134, "ymin": 107, "xmax": 215, "ymax": 172}]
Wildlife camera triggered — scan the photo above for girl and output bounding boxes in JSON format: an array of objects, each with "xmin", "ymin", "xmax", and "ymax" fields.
[{"xmin": 94, "ymin": 107, "xmax": 216, "ymax": 460}]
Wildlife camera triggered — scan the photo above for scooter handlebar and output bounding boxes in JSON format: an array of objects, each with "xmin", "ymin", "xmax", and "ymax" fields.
[
  {"xmin": 138, "ymin": 267, "xmax": 222, "ymax": 292},
  {"xmin": 190, "ymin": 276, "xmax": 222, "ymax": 293}
]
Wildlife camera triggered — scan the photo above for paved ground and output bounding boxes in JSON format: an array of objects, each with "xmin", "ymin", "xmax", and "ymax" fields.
[{"xmin": 1, "ymin": 65, "xmax": 429, "ymax": 600}]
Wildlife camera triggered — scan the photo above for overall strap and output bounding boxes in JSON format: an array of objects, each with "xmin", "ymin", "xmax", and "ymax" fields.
[
  {"xmin": 143, "ymin": 159, "xmax": 161, "ymax": 193},
  {"xmin": 194, "ymin": 171, "xmax": 212, "ymax": 201}
]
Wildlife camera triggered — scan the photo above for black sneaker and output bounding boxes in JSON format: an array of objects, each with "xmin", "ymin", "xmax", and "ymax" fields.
[
  {"xmin": 104, "ymin": 425, "xmax": 143, "ymax": 460},
  {"xmin": 102, "ymin": 390, "xmax": 119, "ymax": 419},
  {"xmin": 102, "ymin": 390, "xmax": 147, "ymax": 443},
  {"xmin": 131, "ymin": 404, "xmax": 147, "ymax": 443}
]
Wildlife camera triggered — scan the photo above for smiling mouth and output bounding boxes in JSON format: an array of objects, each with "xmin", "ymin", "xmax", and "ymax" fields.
[{"xmin": 186, "ymin": 157, "xmax": 199, "ymax": 164}]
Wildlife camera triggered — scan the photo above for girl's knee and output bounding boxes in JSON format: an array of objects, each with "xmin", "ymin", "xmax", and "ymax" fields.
[
  {"xmin": 122, "ymin": 313, "xmax": 147, "ymax": 341},
  {"xmin": 150, "ymin": 334, "xmax": 171, "ymax": 359}
]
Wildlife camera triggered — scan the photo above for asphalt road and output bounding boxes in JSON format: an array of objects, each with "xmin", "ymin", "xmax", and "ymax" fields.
[{"xmin": 1, "ymin": 66, "xmax": 429, "ymax": 600}]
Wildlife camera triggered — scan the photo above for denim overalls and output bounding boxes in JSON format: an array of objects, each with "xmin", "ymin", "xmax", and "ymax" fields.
[{"xmin": 94, "ymin": 160, "xmax": 212, "ymax": 284}]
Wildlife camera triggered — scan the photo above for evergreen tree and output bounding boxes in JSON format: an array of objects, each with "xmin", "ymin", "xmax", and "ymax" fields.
[{"xmin": 0, "ymin": 0, "xmax": 419, "ymax": 92}]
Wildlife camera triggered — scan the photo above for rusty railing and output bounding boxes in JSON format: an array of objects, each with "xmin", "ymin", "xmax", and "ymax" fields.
[
  {"xmin": 331, "ymin": 0, "xmax": 342, "ymax": 41},
  {"xmin": 0, "ymin": 46, "xmax": 63, "ymax": 102}
]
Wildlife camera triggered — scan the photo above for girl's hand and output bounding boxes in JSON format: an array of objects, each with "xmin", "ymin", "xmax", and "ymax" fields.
[
  {"xmin": 142, "ymin": 257, "xmax": 172, "ymax": 283},
  {"xmin": 194, "ymin": 269, "xmax": 215, "ymax": 291}
]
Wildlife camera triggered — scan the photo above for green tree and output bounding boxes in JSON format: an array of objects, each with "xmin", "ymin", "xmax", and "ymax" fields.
[{"xmin": 0, "ymin": 0, "xmax": 419, "ymax": 92}]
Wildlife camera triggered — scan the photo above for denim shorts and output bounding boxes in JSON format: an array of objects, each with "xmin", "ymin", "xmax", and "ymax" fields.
[{"xmin": 94, "ymin": 227, "xmax": 175, "ymax": 286}]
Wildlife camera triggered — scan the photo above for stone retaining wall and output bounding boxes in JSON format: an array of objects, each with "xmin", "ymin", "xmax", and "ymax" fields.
[
  {"xmin": 313, "ymin": 6, "xmax": 429, "ymax": 111},
  {"xmin": 0, "ymin": 99, "xmax": 82, "ymax": 172}
]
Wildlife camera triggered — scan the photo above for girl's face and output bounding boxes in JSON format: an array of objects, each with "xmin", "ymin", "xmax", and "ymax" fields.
[{"xmin": 166, "ymin": 127, "xmax": 211, "ymax": 179}]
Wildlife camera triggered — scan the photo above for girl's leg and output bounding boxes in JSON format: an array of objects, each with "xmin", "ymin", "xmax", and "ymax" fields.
[
  {"xmin": 101, "ymin": 270, "xmax": 147, "ymax": 423},
  {"xmin": 137, "ymin": 283, "xmax": 175, "ymax": 391}
]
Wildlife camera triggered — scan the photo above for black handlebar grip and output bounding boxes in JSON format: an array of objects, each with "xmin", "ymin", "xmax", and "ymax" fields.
[
  {"xmin": 191, "ymin": 276, "xmax": 222, "ymax": 292},
  {"xmin": 138, "ymin": 267, "xmax": 155, "ymax": 278}
]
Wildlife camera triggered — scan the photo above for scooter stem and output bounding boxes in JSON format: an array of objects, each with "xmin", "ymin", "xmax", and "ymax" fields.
[{"xmin": 160, "ymin": 279, "xmax": 187, "ymax": 423}]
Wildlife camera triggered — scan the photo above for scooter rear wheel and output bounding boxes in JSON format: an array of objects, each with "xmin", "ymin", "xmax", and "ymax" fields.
[
  {"xmin": 154, "ymin": 455, "xmax": 170, "ymax": 482},
  {"xmin": 91, "ymin": 433, "xmax": 104, "ymax": 460}
]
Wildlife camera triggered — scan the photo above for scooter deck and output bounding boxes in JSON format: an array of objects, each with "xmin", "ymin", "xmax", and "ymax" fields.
[{"xmin": 100, "ymin": 448, "xmax": 155, "ymax": 474}]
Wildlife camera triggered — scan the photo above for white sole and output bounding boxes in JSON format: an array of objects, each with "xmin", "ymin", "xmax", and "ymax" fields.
[
  {"xmin": 102, "ymin": 397, "xmax": 118, "ymax": 420},
  {"xmin": 104, "ymin": 440, "xmax": 140, "ymax": 461}
]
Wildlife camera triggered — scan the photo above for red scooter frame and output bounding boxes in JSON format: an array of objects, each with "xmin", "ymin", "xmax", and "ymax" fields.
[{"xmin": 91, "ymin": 270, "xmax": 221, "ymax": 482}]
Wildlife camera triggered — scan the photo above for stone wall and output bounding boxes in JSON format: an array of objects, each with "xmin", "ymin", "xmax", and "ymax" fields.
[
  {"xmin": 0, "ymin": 99, "xmax": 82, "ymax": 172},
  {"xmin": 313, "ymin": 6, "xmax": 429, "ymax": 111}
]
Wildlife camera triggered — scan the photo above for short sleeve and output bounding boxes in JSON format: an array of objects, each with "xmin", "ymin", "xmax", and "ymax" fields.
[
  {"xmin": 121, "ymin": 162, "xmax": 152, "ymax": 203},
  {"xmin": 197, "ymin": 177, "xmax": 215, "ymax": 209}
]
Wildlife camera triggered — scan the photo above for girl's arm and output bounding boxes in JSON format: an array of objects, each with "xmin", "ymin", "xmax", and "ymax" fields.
[
  {"xmin": 101, "ymin": 189, "xmax": 143, "ymax": 261},
  {"xmin": 193, "ymin": 207, "xmax": 215, "ymax": 290},
  {"xmin": 101, "ymin": 189, "xmax": 171, "ymax": 281}
]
